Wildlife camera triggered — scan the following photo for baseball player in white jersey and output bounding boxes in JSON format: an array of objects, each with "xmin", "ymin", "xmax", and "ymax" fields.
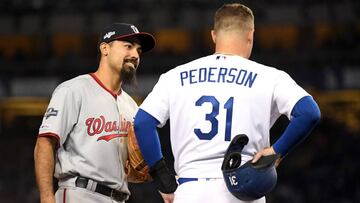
[
  {"xmin": 133, "ymin": 3, "xmax": 320, "ymax": 203},
  {"xmin": 34, "ymin": 23, "xmax": 155, "ymax": 203}
]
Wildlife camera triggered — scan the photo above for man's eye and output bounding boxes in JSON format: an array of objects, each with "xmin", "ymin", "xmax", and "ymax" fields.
[{"xmin": 137, "ymin": 48, "xmax": 143, "ymax": 55}]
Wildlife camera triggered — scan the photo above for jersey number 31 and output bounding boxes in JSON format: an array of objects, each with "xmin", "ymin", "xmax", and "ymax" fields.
[{"xmin": 195, "ymin": 95, "xmax": 233, "ymax": 141}]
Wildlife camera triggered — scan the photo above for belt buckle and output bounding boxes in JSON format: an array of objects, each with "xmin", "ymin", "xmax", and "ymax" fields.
[{"xmin": 75, "ymin": 177, "xmax": 89, "ymax": 188}]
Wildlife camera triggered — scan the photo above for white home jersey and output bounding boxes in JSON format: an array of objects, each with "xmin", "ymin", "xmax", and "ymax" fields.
[
  {"xmin": 38, "ymin": 73, "xmax": 138, "ymax": 194},
  {"xmin": 140, "ymin": 54, "xmax": 309, "ymax": 179}
]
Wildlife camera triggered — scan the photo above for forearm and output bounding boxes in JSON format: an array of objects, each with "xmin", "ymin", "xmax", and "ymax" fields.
[
  {"xmin": 134, "ymin": 109, "xmax": 163, "ymax": 167},
  {"xmin": 134, "ymin": 109, "xmax": 178, "ymax": 194},
  {"xmin": 273, "ymin": 96, "xmax": 321, "ymax": 157},
  {"xmin": 34, "ymin": 137, "xmax": 57, "ymax": 202}
]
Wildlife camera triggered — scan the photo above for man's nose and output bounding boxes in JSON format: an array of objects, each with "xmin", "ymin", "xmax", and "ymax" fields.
[{"xmin": 130, "ymin": 48, "xmax": 140, "ymax": 58}]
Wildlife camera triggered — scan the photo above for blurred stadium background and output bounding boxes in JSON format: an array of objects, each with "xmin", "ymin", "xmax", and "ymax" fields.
[{"xmin": 0, "ymin": 0, "xmax": 359, "ymax": 202}]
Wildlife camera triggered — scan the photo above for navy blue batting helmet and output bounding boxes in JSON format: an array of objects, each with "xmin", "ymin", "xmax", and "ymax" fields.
[{"xmin": 221, "ymin": 134, "xmax": 280, "ymax": 201}]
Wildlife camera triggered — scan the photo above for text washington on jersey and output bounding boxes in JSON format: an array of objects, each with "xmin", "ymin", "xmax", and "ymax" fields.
[{"xmin": 180, "ymin": 67, "xmax": 258, "ymax": 88}]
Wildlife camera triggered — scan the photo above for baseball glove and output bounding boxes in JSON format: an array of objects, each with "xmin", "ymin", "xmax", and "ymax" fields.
[{"xmin": 125, "ymin": 124, "xmax": 152, "ymax": 183}]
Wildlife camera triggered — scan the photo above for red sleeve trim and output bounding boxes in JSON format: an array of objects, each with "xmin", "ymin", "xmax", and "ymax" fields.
[{"xmin": 38, "ymin": 132, "xmax": 61, "ymax": 148}]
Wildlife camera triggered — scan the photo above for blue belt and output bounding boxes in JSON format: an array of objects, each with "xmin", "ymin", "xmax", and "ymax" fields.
[
  {"xmin": 178, "ymin": 178, "xmax": 198, "ymax": 185},
  {"xmin": 178, "ymin": 177, "xmax": 220, "ymax": 185}
]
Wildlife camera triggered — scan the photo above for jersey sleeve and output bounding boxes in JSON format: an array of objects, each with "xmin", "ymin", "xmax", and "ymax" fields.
[
  {"xmin": 38, "ymin": 85, "xmax": 80, "ymax": 146},
  {"xmin": 139, "ymin": 74, "xmax": 170, "ymax": 127},
  {"xmin": 272, "ymin": 71, "xmax": 310, "ymax": 119}
]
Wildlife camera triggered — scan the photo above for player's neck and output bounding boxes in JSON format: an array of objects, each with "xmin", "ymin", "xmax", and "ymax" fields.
[
  {"xmin": 215, "ymin": 42, "xmax": 250, "ymax": 59},
  {"xmin": 214, "ymin": 33, "xmax": 251, "ymax": 58},
  {"xmin": 214, "ymin": 49, "xmax": 249, "ymax": 58},
  {"xmin": 94, "ymin": 68, "xmax": 122, "ymax": 94}
]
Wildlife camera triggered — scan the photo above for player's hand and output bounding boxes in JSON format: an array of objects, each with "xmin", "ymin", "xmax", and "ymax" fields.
[
  {"xmin": 159, "ymin": 191, "xmax": 174, "ymax": 203},
  {"xmin": 252, "ymin": 146, "xmax": 282, "ymax": 167}
]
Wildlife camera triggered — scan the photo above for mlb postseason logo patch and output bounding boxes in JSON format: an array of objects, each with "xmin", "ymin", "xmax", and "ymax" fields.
[
  {"xmin": 44, "ymin": 107, "xmax": 58, "ymax": 119},
  {"xmin": 40, "ymin": 124, "xmax": 52, "ymax": 130}
]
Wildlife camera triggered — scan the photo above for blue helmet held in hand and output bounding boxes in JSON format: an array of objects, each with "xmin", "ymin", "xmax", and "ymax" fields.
[{"xmin": 221, "ymin": 134, "xmax": 280, "ymax": 201}]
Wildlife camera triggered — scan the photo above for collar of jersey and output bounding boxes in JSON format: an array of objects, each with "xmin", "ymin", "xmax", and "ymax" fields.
[{"xmin": 89, "ymin": 73, "xmax": 121, "ymax": 99}]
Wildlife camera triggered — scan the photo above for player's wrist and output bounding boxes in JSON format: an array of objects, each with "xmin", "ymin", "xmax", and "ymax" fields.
[
  {"xmin": 149, "ymin": 158, "xmax": 178, "ymax": 194},
  {"xmin": 269, "ymin": 146, "xmax": 276, "ymax": 154},
  {"xmin": 39, "ymin": 193, "xmax": 55, "ymax": 203}
]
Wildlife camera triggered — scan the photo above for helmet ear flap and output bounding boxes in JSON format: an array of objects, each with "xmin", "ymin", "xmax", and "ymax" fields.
[
  {"xmin": 221, "ymin": 134, "xmax": 248, "ymax": 171},
  {"xmin": 232, "ymin": 134, "xmax": 249, "ymax": 146},
  {"xmin": 223, "ymin": 152, "xmax": 242, "ymax": 170},
  {"xmin": 221, "ymin": 134, "xmax": 279, "ymax": 201}
]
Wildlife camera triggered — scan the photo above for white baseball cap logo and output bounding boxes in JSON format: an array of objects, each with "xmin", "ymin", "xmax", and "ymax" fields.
[
  {"xmin": 104, "ymin": 31, "xmax": 115, "ymax": 39},
  {"xmin": 131, "ymin": 25, "xmax": 139, "ymax": 33}
]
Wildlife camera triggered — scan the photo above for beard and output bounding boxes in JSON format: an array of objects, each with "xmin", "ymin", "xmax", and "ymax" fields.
[{"xmin": 120, "ymin": 59, "xmax": 138, "ymax": 86}]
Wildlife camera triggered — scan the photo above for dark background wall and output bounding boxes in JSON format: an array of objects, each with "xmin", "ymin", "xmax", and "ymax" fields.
[{"xmin": 0, "ymin": 0, "xmax": 359, "ymax": 202}]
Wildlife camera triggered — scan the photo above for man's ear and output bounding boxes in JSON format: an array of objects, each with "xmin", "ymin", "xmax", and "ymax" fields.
[
  {"xmin": 247, "ymin": 29, "xmax": 254, "ymax": 46},
  {"xmin": 211, "ymin": 30, "xmax": 216, "ymax": 44},
  {"xmin": 99, "ymin": 42, "xmax": 109, "ymax": 56}
]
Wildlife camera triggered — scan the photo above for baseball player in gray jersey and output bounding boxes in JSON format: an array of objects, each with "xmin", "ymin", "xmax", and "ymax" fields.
[{"xmin": 34, "ymin": 23, "xmax": 155, "ymax": 203}]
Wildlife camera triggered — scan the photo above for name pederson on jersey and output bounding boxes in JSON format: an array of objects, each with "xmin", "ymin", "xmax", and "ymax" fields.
[
  {"xmin": 140, "ymin": 54, "xmax": 309, "ymax": 179},
  {"xmin": 38, "ymin": 73, "xmax": 138, "ymax": 193}
]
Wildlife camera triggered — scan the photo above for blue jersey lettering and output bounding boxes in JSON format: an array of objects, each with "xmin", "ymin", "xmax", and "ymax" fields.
[{"xmin": 179, "ymin": 67, "xmax": 257, "ymax": 88}]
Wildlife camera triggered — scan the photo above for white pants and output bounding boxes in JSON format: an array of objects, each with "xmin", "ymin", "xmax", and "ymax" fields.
[
  {"xmin": 55, "ymin": 187, "xmax": 124, "ymax": 203},
  {"xmin": 174, "ymin": 179, "xmax": 265, "ymax": 203}
]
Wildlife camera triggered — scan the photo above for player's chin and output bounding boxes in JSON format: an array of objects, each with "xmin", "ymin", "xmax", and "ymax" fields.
[{"xmin": 120, "ymin": 66, "xmax": 137, "ymax": 87}]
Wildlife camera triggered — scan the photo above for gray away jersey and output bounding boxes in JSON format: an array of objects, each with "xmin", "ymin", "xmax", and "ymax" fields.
[{"xmin": 38, "ymin": 73, "xmax": 138, "ymax": 193}]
